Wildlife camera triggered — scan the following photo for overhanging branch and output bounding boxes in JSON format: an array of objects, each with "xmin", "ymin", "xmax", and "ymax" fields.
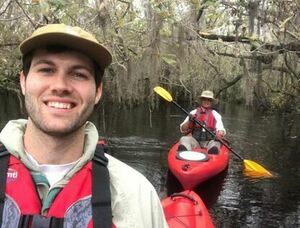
[
  {"xmin": 215, "ymin": 74, "xmax": 243, "ymax": 97},
  {"xmin": 198, "ymin": 32, "xmax": 300, "ymax": 53},
  {"xmin": 199, "ymin": 32, "xmax": 250, "ymax": 43}
]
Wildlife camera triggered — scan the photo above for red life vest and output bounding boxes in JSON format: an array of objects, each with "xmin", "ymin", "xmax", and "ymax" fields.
[
  {"xmin": 195, "ymin": 107, "xmax": 216, "ymax": 131},
  {"xmin": 189, "ymin": 107, "xmax": 216, "ymax": 142},
  {"xmin": 0, "ymin": 144, "xmax": 115, "ymax": 228}
]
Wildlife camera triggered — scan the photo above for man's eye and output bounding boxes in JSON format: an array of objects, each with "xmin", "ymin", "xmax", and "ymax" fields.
[
  {"xmin": 73, "ymin": 72, "xmax": 88, "ymax": 80},
  {"xmin": 39, "ymin": 68, "xmax": 54, "ymax": 73}
]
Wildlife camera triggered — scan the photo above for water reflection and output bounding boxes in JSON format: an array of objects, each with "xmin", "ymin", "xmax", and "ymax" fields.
[{"xmin": 98, "ymin": 103, "xmax": 299, "ymax": 228}]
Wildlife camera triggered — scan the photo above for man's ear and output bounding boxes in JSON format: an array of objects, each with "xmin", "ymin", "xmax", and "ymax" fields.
[
  {"xmin": 20, "ymin": 71, "xmax": 26, "ymax": 95},
  {"xmin": 95, "ymin": 83, "xmax": 103, "ymax": 105}
]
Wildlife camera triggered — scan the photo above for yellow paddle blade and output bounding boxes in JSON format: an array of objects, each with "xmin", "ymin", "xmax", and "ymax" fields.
[
  {"xmin": 153, "ymin": 86, "xmax": 173, "ymax": 102},
  {"xmin": 244, "ymin": 159, "xmax": 273, "ymax": 178}
]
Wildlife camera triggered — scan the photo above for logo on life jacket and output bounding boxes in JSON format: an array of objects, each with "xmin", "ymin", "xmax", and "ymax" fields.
[{"xmin": 7, "ymin": 168, "xmax": 18, "ymax": 182}]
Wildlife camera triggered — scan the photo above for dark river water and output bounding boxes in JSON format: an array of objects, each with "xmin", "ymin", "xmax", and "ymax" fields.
[{"xmin": 0, "ymin": 91, "xmax": 299, "ymax": 228}]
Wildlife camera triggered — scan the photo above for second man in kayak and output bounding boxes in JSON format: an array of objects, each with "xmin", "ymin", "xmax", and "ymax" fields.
[{"xmin": 178, "ymin": 90, "xmax": 226, "ymax": 154}]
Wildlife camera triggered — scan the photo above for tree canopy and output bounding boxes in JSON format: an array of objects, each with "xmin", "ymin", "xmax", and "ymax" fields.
[{"xmin": 0, "ymin": 0, "xmax": 299, "ymax": 112}]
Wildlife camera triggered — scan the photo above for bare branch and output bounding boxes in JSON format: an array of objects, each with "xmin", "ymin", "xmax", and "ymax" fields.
[
  {"xmin": 0, "ymin": 0, "xmax": 13, "ymax": 16},
  {"xmin": 216, "ymin": 74, "xmax": 243, "ymax": 97},
  {"xmin": 117, "ymin": 0, "xmax": 131, "ymax": 18},
  {"xmin": 15, "ymin": 0, "xmax": 36, "ymax": 28},
  {"xmin": 198, "ymin": 32, "xmax": 300, "ymax": 53},
  {"xmin": 199, "ymin": 53, "xmax": 220, "ymax": 75},
  {"xmin": 0, "ymin": 15, "xmax": 22, "ymax": 21},
  {"xmin": 206, "ymin": 48, "xmax": 254, "ymax": 59},
  {"xmin": 198, "ymin": 32, "xmax": 251, "ymax": 43},
  {"xmin": 179, "ymin": 79, "xmax": 191, "ymax": 94},
  {"xmin": 284, "ymin": 54, "xmax": 300, "ymax": 79},
  {"xmin": 0, "ymin": 42, "xmax": 19, "ymax": 48},
  {"xmin": 262, "ymin": 65, "xmax": 293, "ymax": 74}
]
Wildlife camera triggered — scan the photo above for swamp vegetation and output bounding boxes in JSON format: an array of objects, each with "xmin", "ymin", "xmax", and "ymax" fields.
[{"xmin": 0, "ymin": 0, "xmax": 299, "ymax": 113}]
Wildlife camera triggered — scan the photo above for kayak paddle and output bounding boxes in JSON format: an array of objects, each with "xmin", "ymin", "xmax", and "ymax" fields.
[{"xmin": 153, "ymin": 86, "xmax": 273, "ymax": 178}]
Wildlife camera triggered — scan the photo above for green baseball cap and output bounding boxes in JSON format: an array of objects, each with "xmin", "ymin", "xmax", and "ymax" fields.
[{"xmin": 19, "ymin": 24, "xmax": 112, "ymax": 70}]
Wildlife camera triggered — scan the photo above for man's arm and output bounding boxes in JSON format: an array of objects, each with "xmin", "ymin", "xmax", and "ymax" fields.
[
  {"xmin": 179, "ymin": 109, "xmax": 197, "ymax": 134},
  {"xmin": 212, "ymin": 110, "xmax": 226, "ymax": 138}
]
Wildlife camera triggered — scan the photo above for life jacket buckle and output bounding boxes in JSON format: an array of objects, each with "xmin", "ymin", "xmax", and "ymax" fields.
[{"xmin": 31, "ymin": 215, "xmax": 51, "ymax": 228}]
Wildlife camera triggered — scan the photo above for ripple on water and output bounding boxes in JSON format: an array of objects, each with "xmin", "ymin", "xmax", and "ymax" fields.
[{"xmin": 104, "ymin": 136, "xmax": 169, "ymax": 195}]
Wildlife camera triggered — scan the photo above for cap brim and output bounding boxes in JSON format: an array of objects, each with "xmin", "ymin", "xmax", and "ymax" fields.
[
  {"xmin": 200, "ymin": 96, "xmax": 215, "ymax": 100},
  {"xmin": 20, "ymin": 33, "xmax": 112, "ymax": 69}
]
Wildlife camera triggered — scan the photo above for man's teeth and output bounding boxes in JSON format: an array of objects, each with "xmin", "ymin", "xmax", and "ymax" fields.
[{"xmin": 48, "ymin": 102, "xmax": 71, "ymax": 109}]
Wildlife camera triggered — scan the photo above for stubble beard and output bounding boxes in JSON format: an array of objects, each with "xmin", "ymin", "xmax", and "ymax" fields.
[{"xmin": 25, "ymin": 94, "xmax": 95, "ymax": 137}]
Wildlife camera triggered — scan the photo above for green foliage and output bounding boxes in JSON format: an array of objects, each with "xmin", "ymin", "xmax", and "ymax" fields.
[
  {"xmin": 270, "ymin": 94, "xmax": 292, "ymax": 112},
  {"xmin": 159, "ymin": 25, "xmax": 172, "ymax": 37},
  {"xmin": 269, "ymin": 87, "xmax": 299, "ymax": 113},
  {"xmin": 0, "ymin": 0, "xmax": 298, "ymax": 112},
  {"xmin": 162, "ymin": 54, "xmax": 177, "ymax": 66}
]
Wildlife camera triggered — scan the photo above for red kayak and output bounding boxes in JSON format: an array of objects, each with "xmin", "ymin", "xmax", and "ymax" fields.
[
  {"xmin": 168, "ymin": 142, "xmax": 229, "ymax": 190},
  {"xmin": 162, "ymin": 190, "xmax": 214, "ymax": 228}
]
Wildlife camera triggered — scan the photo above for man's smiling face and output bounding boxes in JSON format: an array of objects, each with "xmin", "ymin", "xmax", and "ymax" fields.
[{"xmin": 20, "ymin": 48, "xmax": 102, "ymax": 136}]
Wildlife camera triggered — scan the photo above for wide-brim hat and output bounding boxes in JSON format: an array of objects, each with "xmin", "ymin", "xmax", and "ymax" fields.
[
  {"xmin": 19, "ymin": 24, "xmax": 112, "ymax": 70},
  {"xmin": 199, "ymin": 90, "xmax": 215, "ymax": 100}
]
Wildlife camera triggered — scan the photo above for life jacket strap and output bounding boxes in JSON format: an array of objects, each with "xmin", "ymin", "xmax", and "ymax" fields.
[
  {"xmin": 0, "ymin": 144, "xmax": 9, "ymax": 226},
  {"xmin": 92, "ymin": 143, "xmax": 112, "ymax": 228}
]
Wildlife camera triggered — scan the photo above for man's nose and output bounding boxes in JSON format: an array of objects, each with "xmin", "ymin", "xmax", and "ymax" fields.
[{"xmin": 49, "ymin": 74, "xmax": 73, "ymax": 95}]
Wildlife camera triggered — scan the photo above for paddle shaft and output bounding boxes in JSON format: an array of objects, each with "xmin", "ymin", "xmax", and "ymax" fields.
[{"xmin": 172, "ymin": 100, "xmax": 245, "ymax": 161}]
